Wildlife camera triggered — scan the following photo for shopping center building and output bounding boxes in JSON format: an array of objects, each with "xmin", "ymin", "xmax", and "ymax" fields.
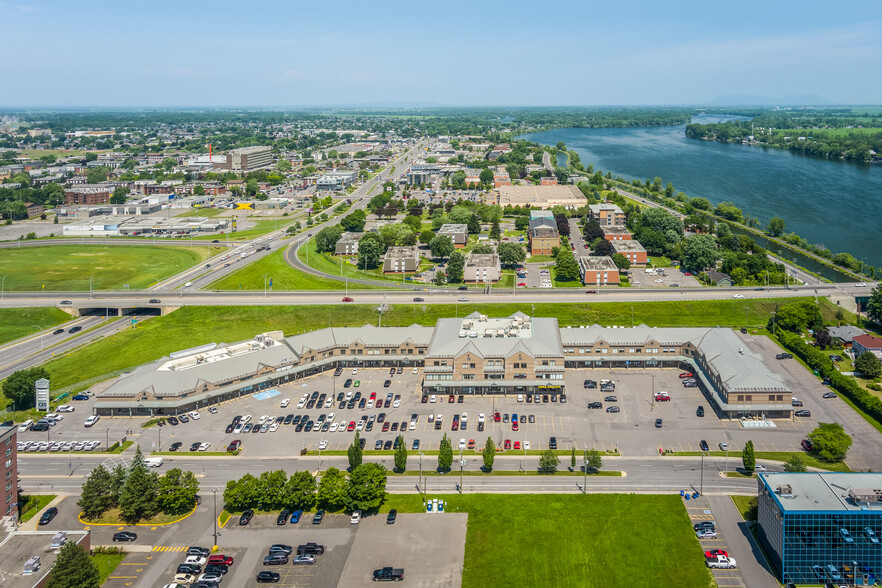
[{"xmin": 93, "ymin": 312, "xmax": 792, "ymax": 419}]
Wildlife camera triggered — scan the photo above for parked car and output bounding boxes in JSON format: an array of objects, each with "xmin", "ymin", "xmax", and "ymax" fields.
[
  {"xmin": 257, "ymin": 571, "xmax": 280, "ymax": 583},
  {"xmin": 387, "ymin": 509, "xmax": 397, "ymax": 524},
  {"xmin": 277, "ymin": 510, "xmax": 290, "ymax": 525},
  {"xmin": 699, "ymin": 440, "xmax": 709, "ymax": 452},
  {"xmin": 113, "ymin": 532, "xmax": 137, "ymax": 542},
  {"xmin": 606, "ymin": 406, "xmax": 620, "ymax": 413},
  {"xmin": 655, "ymin": 419, "xmax": 663, "ymax": 428},
  {"xmin": 239, "ymin": 510, "xmax": 254, "ymax": 525},
  {"xmin": 39, "ymin": 507, "xmax": 58, "ymax": 525},
  {"xmin": 313, "ymin": 510, "xmax": 325, "ymax": 524},
  {"xmin": 801, "ymin": 439, "xmax": 814, "ymax": 451},
  {"xmin": 719, "ymin": 442, "xmax": 730, "ymax": 451}
]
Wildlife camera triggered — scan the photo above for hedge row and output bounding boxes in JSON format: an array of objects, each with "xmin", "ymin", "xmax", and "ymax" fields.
[{"xmin": 776, "ymin": 329, "xmax": 882, "ymax": 425}]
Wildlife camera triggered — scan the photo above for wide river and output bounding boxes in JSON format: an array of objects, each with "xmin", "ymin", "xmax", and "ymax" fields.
[{"xmin": 519, "ymin": 115, "xmax": 882, "ymax": 269}]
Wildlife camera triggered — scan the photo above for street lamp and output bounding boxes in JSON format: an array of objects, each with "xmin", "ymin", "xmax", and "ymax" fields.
[
  {"xmin": 583, "ymin": 450, "xmax": 588, "ymax": 494},
  {"xmin": 32, "ymin": 325, "xmax": 44, "ymax": 351},
  {"xmin": 459, "ymin": 448, "xmax": 464, "ymax": 494},
  {"xmin": 213, "ymin": 488, "xmax": 219, "ymax": 548},
  {"xmin": 263, "ymin": 274, "xmax": 268, "ymax": 298},
  {"xmin": 1, "ymin": 274, "xmax": 7, "ymax": 299}
]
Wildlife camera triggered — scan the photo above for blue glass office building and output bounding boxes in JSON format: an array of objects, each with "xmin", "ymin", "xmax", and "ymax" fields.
[{"xmin": 757, "ymin": 472, "xmax": 882, "ymax": 585}]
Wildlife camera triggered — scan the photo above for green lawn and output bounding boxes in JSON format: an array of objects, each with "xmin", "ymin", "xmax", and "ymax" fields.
[
  {"xmin": 191, "ymin": 218, "xmax": 287, "ymax": 241},
  {"xmin": 93, "ymin": 552, "xmax": 126, "ymax": 584},
  {"xmin": 731, "ymin": 495, "xmax": 758, "ymax": 521},
  {"xmin": 18, "ymin": 495, "xmax": 56, "ymax": 523},
  {"xmin": 669, "ymin": 451, "xmax": 853, "ymax": 472},
  {"xmin": 207, "ymin": 247, "xmax": 385, "ymax": 291},
  {"xmin": 382, "ymin": 494, "xmax": 714, "ymax": 588},
  {"xmin": 0, "ymin": 245, "xmax": 212, "ymax": 291},
  {"xmin": 30, "ymin": 297, "xmax": 813, "ymax": 397},
  {"xmin": 297, "ymin": 237, "xmax": 420, "ymax": 286},
  {"xmin": 176, "ymin": 207, "xmax": 225, "ymax": 218},
  {"xmin": 0, "ymin": 307, "xmax": 71, "ymax": 346}
]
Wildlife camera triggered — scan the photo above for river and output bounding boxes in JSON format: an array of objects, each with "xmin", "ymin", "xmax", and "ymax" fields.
[{"xmin": 519, "ymin": 115, "xmax": 882, "ymax": 270}]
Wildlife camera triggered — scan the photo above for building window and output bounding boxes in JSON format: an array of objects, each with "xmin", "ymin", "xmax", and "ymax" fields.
[{"xmin": 463, "ymin": 374, "xmax": 475, "ymax": 380}]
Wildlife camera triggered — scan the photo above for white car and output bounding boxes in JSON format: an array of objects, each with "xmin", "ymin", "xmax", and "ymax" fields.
[
  {"xmin": 184, "ymin": 555, "xmax": 206, "ymax": 566},
  {"xmin": 269, "ymin": 422, "xmax": 280, "ymax": 432},
  {"xmin": 233, "ymin": 423, "xmax": 244, "ymax": 434},
  {"xmin": 280, "ymin": 398, "xmax": 290, "ymax": 408},
  {"xmin": 327, "ymin": 412, "xmax": 335, "ymax": 422},
  {"xmin": 241, "ymin": 415, "xmax": 252, "ymax": 423},
  {"xmin": 352, "ymin": 368, "xmax": 359, "ymax": 375},
  {"xmin": 477, "ymin": 413, "xmax": 485, "ymax": 423},
  {"xmin": 329, "ymin": 423, "xmax": 339, "ymax": 432},
  {"xmin": 459, "ymin": 438, "xmax": 466, "ymax": 450},
  {"xmin": 412, "ymin": 367, "xmax": 418, "ymax": 374},
  {"xmin": 297, "ymin": 399, "xmax": 306, "ymax": 409},
  {"xmin": 393, "ymin": 399, "xmax": 401, "ymax": 408},
  {"xmin": 856, "ymin": 282, "xmax": 867, "ymax": 287},
  {"xmin": 84, "ymin": 415, "xmax": 100, "ymax": 427},
  {"xmin": 719, "ymin": 442, "xmax": 730, "ymax": 451},
  {"xmin": 367, "ymin": 400, "xmax": 375, "ymax": 409},
  {"xmin": 319, "ymin": 440, "xmax": 329, "ymax": 450},
  {"xmin": 258, "ymin": 415, "xmax": 270, "ymax": 424},
  {"xmin": 198, "ymin": 442, "xmax": 211, "ymax": 451},
  {"xmin": 46, "ymin": 413, "xmax": 62, "ymax": 421},
  {"xmin": 188, "ymin": 411, "xmax": 200, "ymax": 420},
  {"xmin": 324, "ymin": 398, "xmax": 333, "ymax": 408},
  {"xmin": 458, "ymin": 297, "xmax": 469, "ymax": 301},
  {"xmin": 74, "ymin": 442, "xmax": 85, "ymax": 451},
  {"xmin": 516, "ymin": 394, "xmax": 523, "ymax": 402},
  {"xmin": 525, "ymin": 441, "xmax": 531, "ymax": 450},
  {"xmin": 732, "ymin": 293, "xmax": 744, "ymax": 299},
  {"xmin": 345, "ymin": 391, "xmax": 353, "ymax": 401},
  {"xmin": 429, "ymin": 395, "xmax": 437, "ymax": 403},
  {"xmin": 350, "ymin": 510, "xmax": 361, "ymax": 524},
  {"xmin": 409, "ymin": 421, "xmax": 416, "ymax": 430},
  {"xmin": 56, "ymin": 404, "xmax": 74, "ymax": 413},
  {"xmin": 356, "ymin": 420, "xmax": 365, "ymax": 431},
  {"xmin": 654, "ymin": 279, "xmax": 663, "ymax": 283}
]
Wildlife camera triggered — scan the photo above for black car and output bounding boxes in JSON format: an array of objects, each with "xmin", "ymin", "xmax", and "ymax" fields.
[
  {"xmin": 187, "ymin": 546, "xmax": 210, "ymax": 557},
  {"xmin": 560, "ymin": 394, "xmax": 567, "ymax": 403},
  {"xmin": 359, "ymin": 437, "xmax": 367, "ymax": 449},
  {"xmin": 225, "ymin": 423, "xmax": 235, "ymax": 434},
  {"xmin": 458, "ymin": 286, "xmax": 467, "ymax": 291},
  {"xmin": 334, "ymin": 367, "xmax": 343, "ymax": 376},
  {"xmin": 776, "ymin": 353, "xmax": 794, "ymax": 360},
  {"xmin": 358, "ymin": 398, "xmax": 366, "ymax": 409},
  {"xmin": 655, "ymin": 418, "xmax": 663, "ymax": 428},
  {"xmin": 412, "ymin": 439, "xmax": 420, "ymax": 450},
  {"xmin": 336, "ymin": 392, "xmax": 345, "ymax": 401},
  {"xmin": 39, "ymin": 507, "xmax": 58, "ymax": 525},
  {"xmin": 584, "ymin": 380, "xmax": 597, "ymax": 389},
  {"xmin": 177, "ymin": 563, "xmax": 202, "ymax": 575},
  {"xmin": 313, "ymin": 510, "xmax": 325, "ymax": 524},
  {"xmin": 239, "ymin": 509, "xmax": 254, "ymax": 525},
  {"xmin": 169, "ymin": 442, "xmax": 183, "ymax": 452},
  {"xmin": 297, "ymin": 542, "xmax": 325, "ymax": 555},
  {"xmin": 112, "ymin": 532, "xmax": 137, "ymax": 542},
  {"xmin": 696, "ymin": 406, "xmax": 705, "ymax": 417},
  {"xmin": 204, "ymin": 563, "xmax": 229, "ymax": 575},
  {"xmin": 53, "ymin": 328, "xmax": 64, "ymax": 335},
  {"xmin": 795, "ymin": 409, "xmax": 812, "ymax": 417},
  {"xmin": 257, "ymin": 571, "xmax": 280, "ymax": 583},
  {"xmin": 384, "ymin": 380, "xmax": 391, "ymax": 388},
  {"xmin": 383, "ymin": 440, "xmax": 393, "ymax": 450},
  {"xmin": 549, "ymin": 436, "xmax": 557, "ymax": 450},
  {"xmin": 604, "ymin": 396, "xmax": 617, "ymax": 402},
  {"xmin": 413, "ymin": 297, "xmax": 424, "ymax": 302},
  {"xmin": 344, "ymin": 379, "xmax": 353, "ymax": 388},
  {"xmin": 277, "ymin": 510, "xmax": 290, "ymax": 525},
  {"xmin": 587, "ymin": 402, "xmax": 603, "ymax": 409},
  {"xmin": 190, "ymin": 442, "xmax": 201, "ymax": 452},
  {"xmin": 699, "ymin": 440, "xmax": 709, "ymax": 452},
  {"xmin": 283, "ymin": 414, "xmax": 293, "ymax": 425},
  {"xmin": 264, "ymin": 554, "xmax": 288, "ymax": 565},
  {"xmin": 69, "ymin": 326, "xmax": 82, "ymax": 333},
  {"xmin": 387, "ymin": 509, "xmax": 398, "ymax": 524}
]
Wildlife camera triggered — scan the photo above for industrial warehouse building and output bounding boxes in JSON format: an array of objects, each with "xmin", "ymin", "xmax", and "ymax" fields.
[
  {"xmin": 92, "ymin": 313, "xmax": 792, "ymax": 419},
  {"xmin": 757, "ymin": 472, "xmax": 882, "ymax": 585}
]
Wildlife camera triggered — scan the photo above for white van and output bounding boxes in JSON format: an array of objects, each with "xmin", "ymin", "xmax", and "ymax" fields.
[
  {"xmin": 144, "ymin": 457, "xmax": 163, "ymax": 468},
  {"xmin": 18, "ymin": 420, "xmax": 34, "ymax": 432},
  {"xmin": 184, "ymin": 281, "xmax": 194, "ymax": 287}
]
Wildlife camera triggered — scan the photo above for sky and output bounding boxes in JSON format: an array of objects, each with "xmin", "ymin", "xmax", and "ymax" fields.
[{"xmin": 1, "ymin": 0, "xmax": 880, "ymax": 108}]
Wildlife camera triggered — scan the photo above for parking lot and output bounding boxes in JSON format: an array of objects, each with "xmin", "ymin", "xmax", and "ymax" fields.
[
  {"xmin": 631, "ymin": 266, "xmax": 702, "ymax": 288},
  {"xmin": 20, "ymin": 355, "xmax": 836, "ymax": 461}
]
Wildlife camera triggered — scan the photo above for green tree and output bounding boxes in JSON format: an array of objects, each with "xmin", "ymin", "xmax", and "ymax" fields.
[
  {"xmin": 489, "ymin": 218, "xmax": 501, "ymax": 240},
  {"xmin": 433, "ymin": 269, "xmax": 446, "ymax": 285},
  {"xmin": 357, "ymin": 232, "xmax": 384, "ymax": 269},
  {"xmin": 446, "ymin": 250, "xmax": 465, "ymax": 283},
  {"xmin": 554, "ymin": 249, "xmax": 580, "ymax": 282},
  {"xmin": 482, "ymin": 437, "xmax": 495, "ymax": 471},
  {"xmin": 515, "ymin": 216, "xmax": 530, "ymax": 231},
  {"xmin": 467, "ymin": 213, "xmax": 481, "ymax": 234},
  {"xmin": 742, "ymin": 440, "xmax": 756, "ymax": 472},
  {"xmin": 2, "ymin": 366, "xmax": 50, "ymax": 410},
  {"xmin": 808, "ymin": 422, "xmax": 853, "ymax": 462},
  {"xmin": 570, "ymin": 447, "xmax": 576, "ymax": 470},
  {"xmin": 341, "ymin": 210, "xmax": 367, "ymax": 232},
  {"xmin": 284, "ymin": 471, "xmax": 317, "ymax": 510},
  {"xmin": 110, "ymin": 185, "xmax": 128, "ymax": 204},
  {"xmin": 538, "ymin": 449, "xmax": 560, "ymax": 473},
  {"xmin": 246, "ymin": 178, "xmax": 259, "ymax": 196},
  {"xmin": 315, "ymin": 224, "xmax": 344, "ymax": 252},
  {"xmin": 86, "ymin": 166, "xmax": 108, "ymax": 184},
  {"xmin": 402, "ymin": 214, "xmax": 422, "ymax": 233},
  {"xmin": 784, "ymin": 454, "xmax": 807, "ymax": 472},
  {"xmin": 856, "ymin": 350, "xmax": 882, "ymax": 377},
  {"xmin": 429, "ymin": 234, "xmax": 455, "ymax": 259},
  {"xmin": 109, "ymin": 464, "xmax": 126, "ymax": 505},
  {"xmin": 317, "ymin": 467, "xmax": 349, "ymax": 510},
  {"xmin": 611, "ymin": 253, "xmax": 630, "ymax": 270},
  {"xmin": 346, "ymin": 463, "xmax": 388, "ymax": 512},
  {"xmin": 157, "ymin": 468, "xmax": 199, "ymax": 515},
  {"xmin": 867, "ymin": 284, "xmax": 882, "ymax": 324},
  {"xmin": 46, "ymin": 541, "xmax": 100, "ymax": 588},
  {"xmin": 682, "ymin": 234, "xmax": 719, "ymax": 272},
  {"xmin": 587, "ymin": 450, "xmax": 603, "ymax": 471},
  {"xmin": 593, "ymin": 238, "xmax": 615, "ymax": 257},
  {"xmin": 193, "ymin": 184, "xmax": 205, "ymax": 195},
  {"xmin": 394, "ymin": 435, "xmax": 407, "ymax": 472},
  {"xmin": 471, "ymin": 243, "xmax": 494, "ymax": 255},
  {"xmin": 766, "ymin": 217, "xmax": 786, "ymax": 237},
  {"xmin": 348, "ymin": 432, "xmax": 363, "ymax": 470},
  {"xmin": 438, "ymin": 434, "xmax": 453, "ymax": 472},
  {"xmin": 419, "ymin": 229, "xmax": 435, "ymax": 245},
  {"xmin": 118, "ymin": 446, "xmax": 160, "ymax": 523},
  {"xmin": 77, "ymin": 464, "xmax": 113, "ymax": 519},
  {"xmin": 583, "ymin": 218, "xmax": 604, "ymax": 242},
  {"xmin": 497, "ymin": 242, "xmax": 526, "ymax": 266},
  {"xmin": 479, "ymin": 169, "xmax": 494, "ymax": 185}
]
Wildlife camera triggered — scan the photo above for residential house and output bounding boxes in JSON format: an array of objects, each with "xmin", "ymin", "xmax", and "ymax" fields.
[
  {"xmin": 852, "ymin": 334, "xmax": 882, "ymax": 361},
  {"xmin": 708, "ymin": 271, "xmax": 733, "ymax": 287},
  {"xmin": 827, "ymin": 326, "xmax": 866, "ymax": 348},
  {"xmin": 528, "ymin": 214, "xmax": 560, "ymax": 256}
]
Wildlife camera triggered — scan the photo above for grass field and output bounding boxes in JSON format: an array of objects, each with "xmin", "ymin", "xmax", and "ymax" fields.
[
  {"xmin": 774, "ymin": 127, "xmax": 882, "ymax": 137},
  {"xmin": 81, "ymin": 507, "xmax": 183, "ymax": 525},
  {"xmin": 192, "ymin": 218, "xmax": 288, "ymax": 241},
  {"xmin": 32, "ymin": 297, "xmax": 815, "ymax": 394},
  {"xmin": 93, "ymin": 552, "xmax": 126, "ymax": 584},
  {"xmin": 175, "ymin": 207, "xmax": 225, "ymax": 218},
  {"xmin": 19, "ymin": 149, "xmax": 100, "ymax": 159},
  {"xmin": 731, "ymin": 495, "xmax": 758, "ymax": 521},
  {"xmin": 381, "ymin": 494, "xmax": 714, "ymax": 588},
  {"xmin": 0, "ymin": 307, "xmax": 71, "ymax": 346},
  {"xmin": 209, "ymin": 247, "xmax": 386, "ymax": 291},
  {"xmin": 297, "ymin": 236, "xmax": 422, "ymax": 285},
  {"xmin": 18, "ymin": 495, "xmax": 56, "ymax": 523},
  {"xmin": 669, "ymin": 451, "xmax": 852, "ymax": 472},
  {"xmin": 0, "ymin": 245, "xmax": 213, "ymax": 291}
]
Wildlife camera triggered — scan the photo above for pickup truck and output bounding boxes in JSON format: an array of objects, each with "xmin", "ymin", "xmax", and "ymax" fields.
[
  {"xmin": 372, "ymin": 567, "xmax": 405, "ymax": 581},
  {"xmin": 706, "ymin": 555, "xmax": 737, "ymax": 569},
  {"xmin": 296, "ymin": 543, "xmax": 325, "ymax": 555}
]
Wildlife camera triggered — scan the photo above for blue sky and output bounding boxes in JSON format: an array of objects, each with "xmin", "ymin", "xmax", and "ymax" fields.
[{"xmin": 1, "ymin": 0, "xmax": 880, "ymax": 107}]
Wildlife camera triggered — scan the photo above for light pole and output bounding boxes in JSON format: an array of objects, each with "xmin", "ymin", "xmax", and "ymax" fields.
[
  {"xmin": 263, "ymin": 274, "xmax": 268, "ymax": 298},
  {"xmin": 1, "ymin": 274, "xmax": 6, "ymax": 299},
  {"xmin": 213, "ymin": 488, "xmax": 218, "ymax": 548},
  {"xmin": 31, "ymin": 324, "xmax": 45, "ymax": 351},
  {"xmin": 89, "ymin": 274, "xmax": 95, "ymax": 299},
  {"xmin": 158, "ymin": 426, "xmax": 162, "ymax": 452},
  {"xmin": 583, "ymin": 450, "xmax": 587, "ymax": 494},
  {"xmin": 419, "ymin": 451, "xmax": 423, "ymax": 496},
  {"xmin": 700, "ymin": 452, "xmax": 704, "ymax": 496},
  {"xmin": 459, "ymin": 448, "xmax": 464, "ymax": 494}
]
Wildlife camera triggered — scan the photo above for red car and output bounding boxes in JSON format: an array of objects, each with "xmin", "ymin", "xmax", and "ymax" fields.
[
  {"xmin": 585, "ymin": 290, "xmax": 596, "ymax": 294},
  {"xmin": 382, "ymin": 422, "xmax": 390, "ymax": 432},
  {"xmin": 493, "ymin": 411, "xmax": 501, "ymax": 422},
  {"xmin": 342, "ymin": 296, "xmax": 354, "ymax": 302},
  {"xmin": 467, "ymin": 439, "xmax": 475, "ymax": 450},
  {"xmin": 369, "ymin": 392, "xmax": 376, "ymax": 400},
  {"xmin": 655, "ymin": 395, "xmax": 671, "ymax": 402},
  {"xmin": 517, "ymin": 282, "xmax": 526, "ymax": 287},
  {"xmin": 801, "ymin": 439, "xmax": 814, "ymax": 451},
  {"xmin": 448, "ymin": 395, "xmax": 455, "ymax": 403},
  {"xmin": 513, "ymin": 441, "xmax": 521, "ymax": 450},
  {"xmin": 684, "ymin": 272, "xmax": 692, "ymax": 276},
  {"xmin": 347, "ymin": 421, "xmax": 356, "ymax": 431},
  {"xmin": 512, "ymin": 420, "xmax": 519, "ymax": 431},
  {"xmin": 503, "ymin": 439, "xmax": 511, "ymax": 450},
  {"xmin": 451, "ymin": 421, "xmax": 459, "ymax": 431},
  {"xmin": 208, "ymin": 554, "xmax": 234, "ymax": 566},
  {"xmin": 704, "ymin": 550, "xmax": 728, "ymax": 558},
  {"xmin": 679, "ymin": 372, "xmax": 693, "ymax": 378}
]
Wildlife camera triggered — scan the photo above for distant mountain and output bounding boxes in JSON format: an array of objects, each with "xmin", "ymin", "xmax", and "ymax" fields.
[{"xmin": 710, "ymin": 94, "xmax": 834, "ymax": 106}]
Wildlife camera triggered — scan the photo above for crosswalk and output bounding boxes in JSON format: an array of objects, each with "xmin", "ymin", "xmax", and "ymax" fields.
[{"xmin": 151, "ymin": 545, "xmax": 188, "ymax": 552}]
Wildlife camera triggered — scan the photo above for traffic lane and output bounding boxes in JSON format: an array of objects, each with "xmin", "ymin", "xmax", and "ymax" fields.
[
  {"xmin": 706, "ymin": 495, "xmax": 779, "ymax": 588},
  {"xmin": 0, "ymin": 315, "xmax": 98, "ymax": 363}
]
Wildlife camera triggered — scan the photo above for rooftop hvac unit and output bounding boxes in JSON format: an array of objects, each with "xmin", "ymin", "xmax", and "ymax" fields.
[{"xmin": 776, "ymin": 484, "xmax": 794, "ymax": 498}]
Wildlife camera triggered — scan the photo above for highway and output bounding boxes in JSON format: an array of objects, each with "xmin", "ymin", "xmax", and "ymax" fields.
[{"xmin": 17, "ymin": 453, "xmax": 757, "ymax": 495}]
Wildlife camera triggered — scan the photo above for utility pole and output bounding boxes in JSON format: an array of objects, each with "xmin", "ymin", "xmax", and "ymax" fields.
[
  {"xmin": 583, "ymin": 450, "xmax": 587, "ymax": 494},
  {"xmin": 700, "ymin": 452, "xmax": 704, "ymax": 496},
  {"xmin": 459, "ymin": 448, "xmax": 464, "ymax": 494},
  {"xmin": 213, "ymin": 488, "xmax": 218, "ymax": 548}
]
